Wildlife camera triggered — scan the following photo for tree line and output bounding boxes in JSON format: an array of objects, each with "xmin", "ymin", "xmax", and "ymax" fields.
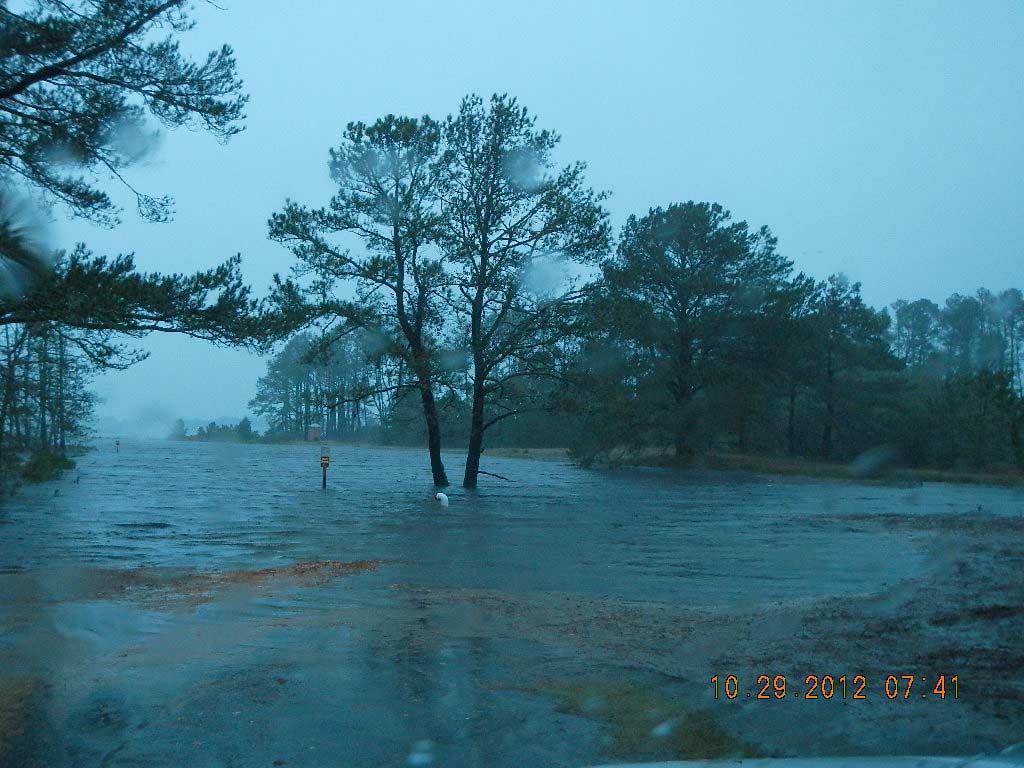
[
  {"xmin": 0, "ymin": 1, "xmax": 288, "ymax": 482},
  {"xmin": 171, "ymin": 417, "xmax": 256, "ymax": 443},
  {"xmin": 256, "ymin": 102, "xmax": 1023, "ymax": 487},
  {"xmin": 3, "ymin": 2, "xmax": 1019, "ymax": 490},
  {"xmin": 248, "ymin": 331, "xmax": 386, "ymax": 440}
]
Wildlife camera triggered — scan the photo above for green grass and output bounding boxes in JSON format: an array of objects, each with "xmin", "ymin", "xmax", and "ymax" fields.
[
  {"xmin": 568, "ymin": 444, "xmax": 1023, "ymax": 487},
  {"xmin": 702, "ymin": 451, "xmax": 1023, "ymax": 487},
  {"xmin": 481, "ymin": 447, "xmax": 570, "ymax": 461}
]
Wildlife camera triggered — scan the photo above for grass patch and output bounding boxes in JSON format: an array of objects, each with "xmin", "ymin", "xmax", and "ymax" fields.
[
  {"xmin": 535, "ymin": 677, "xmax": 758, "ymax": 761},
  {"xmin": 20, "ymin": 451, "xmax": 75, "ymax": 483},
  {"xmin": 482, "ymin": 447, "xmax": 570, "ymax": 462},
  {"xmin": 578, "ymin": 447, "xmax": 1023, "ymax": 487},
  {"xmin": 705, "ymin": 452, "xmax": 1024, "ymax": 486}
]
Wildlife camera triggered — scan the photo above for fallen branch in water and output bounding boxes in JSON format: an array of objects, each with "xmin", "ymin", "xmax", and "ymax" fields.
[{"xmin": 478, "ymin": 469, "xmax": 513, "ymax": 482}]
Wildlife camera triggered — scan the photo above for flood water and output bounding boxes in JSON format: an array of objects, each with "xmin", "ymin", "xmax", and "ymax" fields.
[{"xmin": 1, "ymin": 440, "xmax": 1020, "ymax": 767}]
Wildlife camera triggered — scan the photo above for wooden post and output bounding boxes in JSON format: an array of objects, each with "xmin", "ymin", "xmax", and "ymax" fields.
[{"xmin": 320, "ymin": 445, "xmax": 330, "ymax": 489}]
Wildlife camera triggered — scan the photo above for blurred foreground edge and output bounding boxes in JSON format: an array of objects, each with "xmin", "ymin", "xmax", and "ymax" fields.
[{"xmin": 591, "ymin": 755, "xmax": 1024, "ymax": 768}]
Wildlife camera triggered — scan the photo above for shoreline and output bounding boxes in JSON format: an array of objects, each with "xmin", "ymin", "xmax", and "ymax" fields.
[{"xmin": 153, "ymin": 438, "xmax": 1024, "ymax": 489}]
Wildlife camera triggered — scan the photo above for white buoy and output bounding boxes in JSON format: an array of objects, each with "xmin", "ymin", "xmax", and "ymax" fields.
[{"xmin": 435, "ymin": 492, "xmax": 449, "ymax": 507}]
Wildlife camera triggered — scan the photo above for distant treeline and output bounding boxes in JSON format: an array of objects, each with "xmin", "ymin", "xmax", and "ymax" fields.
[
  {"xmin": 3, "ymin": 2, "xmax": 1019, "ymax": 489},
  {"xmin": 169, "ymin": 417, "xmax": 340, "ymax": 444},
  {"xmin": 251, "ymin": 276, "xmax": 1024, "ymax": 475},
  {"xmin": 0, "ymin": 321, "xmax": 94, "ymax": 479},
  {"xmin": 171, "ymin": 418, "xmax": 257, "ymax": 443},
  {"xmin": 246, "ymin": 96, "xmax": 1022, "ymax": 488},
  {"xmin": 249, "ymin": 333, "xmax": 377, "ymax": 441}
]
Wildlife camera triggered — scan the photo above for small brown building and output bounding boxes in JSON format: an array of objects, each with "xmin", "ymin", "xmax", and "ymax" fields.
[{"xmin": 306, "ymin": 423, "xmax": 322, "ymax": 442}]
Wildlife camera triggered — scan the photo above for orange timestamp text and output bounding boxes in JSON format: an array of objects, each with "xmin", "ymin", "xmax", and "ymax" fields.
[{"xmin": 710, "ymin": 674, "xmax": 959, "ymax": 701}]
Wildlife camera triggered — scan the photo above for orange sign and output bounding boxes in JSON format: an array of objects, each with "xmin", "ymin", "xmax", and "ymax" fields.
[{"xmin": 320, "ymin": 456, "xmax": 330, "ymax": 468}]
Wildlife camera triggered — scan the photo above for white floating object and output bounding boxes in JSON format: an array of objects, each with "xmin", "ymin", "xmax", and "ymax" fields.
[
  {"xmin": 651, "ymin": 718, "xmax": 677, "ymax": 738},
  {"xmin": 408, "ymin": 739, "xmax": 434, "ymax": 766},
  {"xmin": 435, "ymin": 492, "xmax": 449, "ymax": 507}
]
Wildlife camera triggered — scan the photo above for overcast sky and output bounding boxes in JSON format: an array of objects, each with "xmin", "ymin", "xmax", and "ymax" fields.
[{"xmin": 59, "ymin": 0, "xmax": 1023, "ymax": 433}]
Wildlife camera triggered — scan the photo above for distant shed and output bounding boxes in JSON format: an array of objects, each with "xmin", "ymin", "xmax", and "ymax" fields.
[{"xmin": 306, "ymin": 423, "xmax": 322, "ymax": 441}]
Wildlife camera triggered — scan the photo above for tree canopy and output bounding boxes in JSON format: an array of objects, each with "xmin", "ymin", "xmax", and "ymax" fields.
[
  {"xmin": 0, "ymin": 0, "xmax": 246, "ymax": 225},
  {"xmin": 0, "ymin": 0, "xmax": 287, "ymax": 477},
  {"xmin": 268, "ymin": 115, "xmax": 453, "ymax": 485},
  {"xmin": 258, "ymin": 96, "xmax": 1024, "ymax": 484},
  {"xmin": 436, "ymin": 94, "xmax": 610, "ymax": 487},
  {"xmin": 592, "ymin": 202, "xmax": 794, "ymax": 457}
]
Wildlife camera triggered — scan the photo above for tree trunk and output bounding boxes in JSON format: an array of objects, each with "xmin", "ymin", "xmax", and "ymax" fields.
[
  {"xmin": 673, "ymin": 390, "xmax": 694, "ymax": 461},
  {"xmin": 463, "ymin": 271, "xmax": 488, "ymax": 490},
  {"xmin": 463, "ymin": 374, "xmax": 486, "ymax": 489},
  {"xmin": 787, "ymin": 385, "xmax": 797, "ymax": 457},
  {"xmin": 300, "ymin": 383, "xmax": 306, "ymax": 435},
  {"xmin": 0, "ymin": 366, "xmax": 11, "ymax": 470},
  {"xmin": 972, "ymin": 393, "xmax": 989, "ymax": 469},
  {"xmin": 820, "ymin": 350, "xmax": 835, "ymax": 461},
  {"xmin": 38, "ymin": 335, "xmax": 48, "ymax": 450},
  {"xmin": 820, "ymin": 398, "xmax": 833, "ymax": 461},
  {"xmin": 736, "ymin": 407, "xmax": 750, "ymax": 452},
  {"xmin": 57, "ymin": 335, "xmax": 66, "ymax": 455},
  {"xmin": 1010, "ymin": 408, "xmax": 1024, "ymax": 470},
  {"xmin": 674, "ymin": 427, "xmax": 686, "ymax": 459},
  {"xmin": 418, "ymin": 381, "xmax": 448, "ymax": 486},
  {"xmin": 0, "ymin": 328, "xmax": 20, "ymax": 471}
]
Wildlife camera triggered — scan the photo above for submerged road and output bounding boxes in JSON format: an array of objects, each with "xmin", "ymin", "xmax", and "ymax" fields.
[{"xmin": 0, "ymin": 440, "xmax": 1021, "ymax": 767}]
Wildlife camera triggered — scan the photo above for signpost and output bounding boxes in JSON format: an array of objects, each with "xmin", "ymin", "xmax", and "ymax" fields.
[{"xmin": 320, "ymin": 445, "xmax": 330, "ymax": 489}]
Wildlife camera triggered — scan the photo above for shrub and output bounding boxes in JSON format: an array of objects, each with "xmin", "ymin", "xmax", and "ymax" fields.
[{"xmin": 21, "ymin": 451, "xmax": 75, "ymax": 483}]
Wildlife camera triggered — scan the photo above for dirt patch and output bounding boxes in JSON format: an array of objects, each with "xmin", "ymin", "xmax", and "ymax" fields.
[
  {"xmin": 214, "ymin": 559, "xmax": 391, "ymax": 587},
  {"xmin": 388, "ymin": 584, "xmax": 700, "ymax": 665},
  {"xmin": 168, "ymin": 559, "xmax": 394, "ymax": 607},
  {"xmin": 87, "ymin": 559, "xmax": 394, "ymax": 609},
  {"xmin": 391, "ymin": 510, "xmax": 1024, "ymax": 758},
  {"xmin": 482, "ymin": 447, "xmax": 570, "ymax": 462},
  {"xmin": 531, "ymin": 677, "xmax": 758, "ymax": 761}
]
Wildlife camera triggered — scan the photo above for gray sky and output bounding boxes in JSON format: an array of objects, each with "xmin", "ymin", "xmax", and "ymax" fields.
[{"xmin": 61, "ymin": 0, "xmax": 1023, "ymax": 432}]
